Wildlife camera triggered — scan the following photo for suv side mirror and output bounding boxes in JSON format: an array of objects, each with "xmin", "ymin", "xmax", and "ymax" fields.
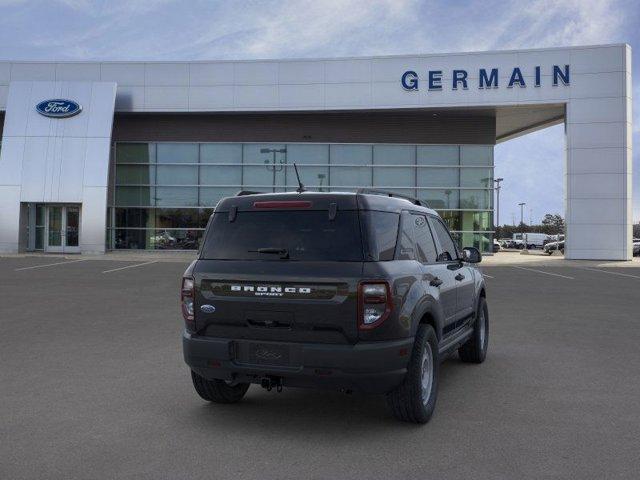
[{"xmin": 462, "ymin": 247, "xmax": 482, "ymax": 263}]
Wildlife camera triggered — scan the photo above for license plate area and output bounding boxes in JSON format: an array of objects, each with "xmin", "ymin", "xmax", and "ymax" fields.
[{"xmin": 234, "ymin": 341, "xmax": 296, "ymax": 367}]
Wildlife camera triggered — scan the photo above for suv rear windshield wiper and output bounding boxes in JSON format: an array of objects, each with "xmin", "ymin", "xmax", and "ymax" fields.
[{"xmin": 249, "ymin": 247, "xmax": 290, "ymax": 259}]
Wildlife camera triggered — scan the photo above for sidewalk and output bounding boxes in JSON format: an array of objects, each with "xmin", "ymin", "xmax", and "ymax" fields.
[
  {"xmin": 483, "ymin": 250, "xmax": 640, "ymax": 268},
  {"xmin": 0, "ymin": 251, "xmax": 197, "ymax": 263}
]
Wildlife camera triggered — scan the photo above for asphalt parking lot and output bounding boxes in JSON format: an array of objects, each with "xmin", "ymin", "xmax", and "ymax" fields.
[{"xmin": 1, "ymin": 256, "xmax": 639, "ymax": 479}]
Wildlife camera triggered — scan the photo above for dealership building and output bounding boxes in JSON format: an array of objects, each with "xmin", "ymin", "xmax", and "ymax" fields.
[{"xmin": 0, "ymin": 44, "xmax": 633, "ymax": 259}]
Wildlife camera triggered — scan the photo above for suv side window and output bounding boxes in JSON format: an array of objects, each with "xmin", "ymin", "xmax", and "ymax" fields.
[
  {"xmin": 396, "ymin": 212, "xmax": 416, "ymax": 260},
  {"xmin": 412, "ymin": 214, "xmax": 438, "ymax": 263},
  {"xmin": 429, "ymin": 217, "xmax": 458, "ymax": 262}
]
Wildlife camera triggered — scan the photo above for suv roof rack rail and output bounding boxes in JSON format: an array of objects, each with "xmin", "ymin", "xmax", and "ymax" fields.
[
  {"xmin": 356, "ymin": 188, "xmax": 429, "ymax": 208},
  {"xmin": 235, "ymin": 190, "xmax": 264, "ymax": 196}
]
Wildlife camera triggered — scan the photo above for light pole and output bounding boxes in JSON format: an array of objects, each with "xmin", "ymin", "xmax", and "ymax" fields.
[
  {"xmin": 494, "ymin": 178, "xmax": 503, "ymax": 227},
  {"xmin": 261, "ymin": 147, "xmax": 287, "ymax": 192},
  {"xmin": 518, "ymin": 202, "xmax": 526, "ymax": 226},
  {"xmin": 518, "ymin": 202, "xmax": 527, "ymax": 253}
]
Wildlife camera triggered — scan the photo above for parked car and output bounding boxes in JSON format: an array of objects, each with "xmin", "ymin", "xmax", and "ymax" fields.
[
  {"xmin": 498, "ymin": 238, "xmax": 517, "ymax": 249},
  {"xmin": 181, "ymin": 189, "xmax": 489, "ymax": 424},
  {"xmin": 544, "ymin": 240, "xmax": 565, "ymax": 255},
  {"xmin": 492, "ymin": 239, "xmax": 501, "ymax": 253},
  {"xmin": 633, "ymin": 238, "xmax": 640, "ymax": 256},
  {"xmin": 513, "ymin": 232, "xmax": 551, "ymax": 249}
]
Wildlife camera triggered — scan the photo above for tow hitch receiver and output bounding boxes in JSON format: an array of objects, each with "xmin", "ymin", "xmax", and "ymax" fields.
[{"xmin": 261, "ymin": 376, "xmax": 284, "ymax": 392}]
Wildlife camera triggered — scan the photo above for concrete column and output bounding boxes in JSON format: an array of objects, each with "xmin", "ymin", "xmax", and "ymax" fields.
[{"xmin": 564, "ymin": 45, "xmax": 632, "ymax": 260}]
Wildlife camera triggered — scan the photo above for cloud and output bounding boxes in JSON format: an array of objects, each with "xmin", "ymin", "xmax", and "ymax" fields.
[{"xmin": 0, "ymin": 0, "xmax": 637, "ymax": 221}]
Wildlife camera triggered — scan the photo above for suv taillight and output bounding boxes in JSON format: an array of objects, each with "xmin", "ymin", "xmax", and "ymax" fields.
[
  {"xmin": 358, "ymin": 281, "xmax": 393, "ymax": 330},
  {"xmin": 181, "ymin": 277, "xmax": 195, "ymax": 329}
]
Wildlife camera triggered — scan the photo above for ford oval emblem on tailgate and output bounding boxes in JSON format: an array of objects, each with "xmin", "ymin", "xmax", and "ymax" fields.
[{"xmin": 200, "ymin": 304, "xmax": 216, "ymax": 313}]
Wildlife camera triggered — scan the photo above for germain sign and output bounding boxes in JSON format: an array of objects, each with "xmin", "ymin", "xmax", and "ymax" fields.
[
  {"xmin": 401, "ymin": 65, "xmax": 570, "ymax": 91},
  {"xmin": 35, "ymin": 99, "xmax": 82, "ymax": 118}
]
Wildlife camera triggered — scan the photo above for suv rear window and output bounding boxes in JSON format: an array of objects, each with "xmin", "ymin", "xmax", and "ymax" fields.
[{"xmin": 200, "ymin": 211, "xmax": 364, "ymax": 261}]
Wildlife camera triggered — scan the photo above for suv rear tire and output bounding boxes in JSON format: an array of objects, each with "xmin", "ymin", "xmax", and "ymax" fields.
[
  {"xmin": 386, "ymin": 324, "xmax": 439, "ymax": 424},
  {"xmin": 459, "ymin": 297, "xmax": 489, "ymax": 363},
  {"xmin": 191, "ymin": 370, "xmax": 250, "ymax": 403}
]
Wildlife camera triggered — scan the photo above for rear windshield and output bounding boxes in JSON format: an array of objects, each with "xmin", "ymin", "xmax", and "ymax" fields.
[{"xmin": 200, "ymin": 211, "xmax": 364, "ymax": 261}]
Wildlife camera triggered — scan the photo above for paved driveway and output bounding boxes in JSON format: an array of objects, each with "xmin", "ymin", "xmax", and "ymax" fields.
[{"xmin": 1, "ymin": 257, "xmax": 639, "ymax": 479}]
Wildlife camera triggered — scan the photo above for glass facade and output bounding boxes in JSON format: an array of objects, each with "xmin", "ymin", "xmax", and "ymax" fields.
[{"xmin": 109, "ymin": 142, "xmax": 494, "ymax": 252}]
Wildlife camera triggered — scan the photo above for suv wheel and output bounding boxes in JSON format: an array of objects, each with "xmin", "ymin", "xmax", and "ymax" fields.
[
  {"xmin": 386, "ymin": 324, "xmax": 439, "ymax": 424},
  {"xmin": 191, "ymin": 370, "xmax": 250, "ymax": 403},
  {"xmin": 459, "ymin": 297, "xmax": 489, "ymax": 363}
]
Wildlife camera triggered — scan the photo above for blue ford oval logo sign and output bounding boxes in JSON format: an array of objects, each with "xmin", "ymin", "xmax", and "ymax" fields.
[
  {"xmin": 36, "ymin": 99, "xmax": 82, "ymax": 118},
  {"xmin": 200, "ymin": 304, "xmax": 216, "ymax": 314}
]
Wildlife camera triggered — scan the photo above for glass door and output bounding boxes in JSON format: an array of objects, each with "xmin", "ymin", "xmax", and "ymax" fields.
[
  {"xmin": 46, "ymin": 206, "xmax": 64, "ymax": 253},
  {"xmin": 45, "ymin": 205, "xmax": 81, "ymax": 253},
  {"xmin": 64, "ymin": 206, "xmax": 80, "ymax": 253}
]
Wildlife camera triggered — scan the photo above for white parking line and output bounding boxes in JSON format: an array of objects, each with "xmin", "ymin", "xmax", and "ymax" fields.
[
  {"xmin": 15, "ymin": 259, "xmax": 86, "ymax": 271},
  {"xmin": 482, "ymin": 273, "xmax": 494, "ymax": 279},
  {"xmin": 102, "ymin": 261, "xmax": 158, "ymax": 274},
  {"xmin": 580, "ymin": 267, "xmax": 640, "ymax": 279},
  {"xmin": 512, "ymin": 266, "xmax": 575, "ymax": 280}
]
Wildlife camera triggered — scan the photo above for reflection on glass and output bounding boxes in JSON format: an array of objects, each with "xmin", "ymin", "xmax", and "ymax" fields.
[
  {"xmin": 459, "ymin": 232, "xmax": 492, "ymax": 253},
  {"xmin": 48, "ymin": 207, "xmax": 62, "ymax": 246},
  {"xmin": 155, "ymin": 187, "xmax": 198, "ymax": 207},
  {"xmin": 157, "ymin": 143, "xmax": 198, "ymax": 164},
  {"xmin": 200, "ymin": 166, "xmax": 242, "ymax": 186},
  {"xmin": 116, "ymin": 143, "xmax": 155, "ymax": 164},
  {"xmin": 461, "ymin": 146, "xmax": 493, "ymax": 166},
  {"xmin": 156, "ymin": 165, "xmax": 198, "ymax": 185},
  {"xmin": 418, "ymin": 168, "xmax": 458, "ymax": 188},
  {"xmin": 419, "ymin": 189, "xmax": 459, "ymax": 209},
  {"xmin": 111, "ymin": 142, "xmax": 495, "ymax": 250},
  {"xmin": 199, "ymin": 187, "xmax": 239, "ymax": 207},
  {"xmin": 113, "ymin": 229, "xmax": 203, "ymax": 250},
  {"xmin": 460, "ymin": 168, "xmax": 493, "ymax": 188},
  {"xmin": 66, "ymin": 207, "xmax": 79, "ymax": 247},
  {"xmin": 417, "ymin": 146, "xmax": 459, "ymax": 165},
  {"xmin": 460, "ymin": 189, "xmax": 493, "ymax": 209},
  {"xmin": 116, "ymin": 165, "xmax": 155, "ymax": 185},
  {"xmin": 200, "ymin": 144, "xmax": 242, "ymax": 164},
  {"xmin": 35, "ymin": 227, "xmax": 44, "ymax": 250},
  {"xmin": 115, "ymin": 186, "xmax": 154, "ymax": 207}
]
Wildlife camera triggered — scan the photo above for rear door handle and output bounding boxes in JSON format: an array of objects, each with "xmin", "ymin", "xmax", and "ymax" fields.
[
  {"xmin": 455, "ymin": 273, "xmax": 465, "ymax": 281},
  {"xmin": 429, "ymin": 277, "xmax": 443, "ymax": 287}
]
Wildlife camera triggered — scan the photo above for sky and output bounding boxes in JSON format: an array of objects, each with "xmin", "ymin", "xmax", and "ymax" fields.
[{"xmin": 0, "ymin": 0, "xmax": 638, "ymax": 225}]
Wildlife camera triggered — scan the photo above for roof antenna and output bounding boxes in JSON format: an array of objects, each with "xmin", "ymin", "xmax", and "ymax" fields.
[{"xmin": 293, "ymin": 162, "xmax": 306, "ymax": 193}]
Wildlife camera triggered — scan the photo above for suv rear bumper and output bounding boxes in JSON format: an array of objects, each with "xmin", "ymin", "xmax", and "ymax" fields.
[{"xmin": 183, "ymin": 331, "xmax": 413, "ymax": 394}]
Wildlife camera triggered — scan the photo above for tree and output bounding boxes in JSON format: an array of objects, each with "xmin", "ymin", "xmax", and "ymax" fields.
[{"xmin": 541, "ymin": 214, "xmax": 564, "ymax": 231}]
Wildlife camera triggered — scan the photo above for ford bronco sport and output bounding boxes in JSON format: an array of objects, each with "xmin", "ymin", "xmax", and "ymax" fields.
[{"xmin": 182, "ymin": 189, "xmax": 488, "ymax": 423}]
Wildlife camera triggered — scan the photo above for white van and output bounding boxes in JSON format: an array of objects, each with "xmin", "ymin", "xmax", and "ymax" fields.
[{"xmin": 512, "ymin": 233, "xmax": 551, "ymax": 249}]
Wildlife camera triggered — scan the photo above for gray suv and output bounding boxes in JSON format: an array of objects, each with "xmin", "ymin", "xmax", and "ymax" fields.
[{"xmin": 181, "ymin": 190, "xmax": 488, "ymax": 423}]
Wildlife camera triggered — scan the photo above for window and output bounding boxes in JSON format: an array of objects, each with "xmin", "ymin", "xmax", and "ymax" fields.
[
  {"xmin": 417, "ymin": 145, "xmax": 459, "ymax": 165},
  {"xmin": 329, "ymin": 145, "xmax": 372, "ymax": 189},
  {"xmin": 110, "ymin": 142, "xmax": 495, "ymax": 252},
  {"xmin": 412, "ymin": 214, "xmax": 438, "ymax": 263},
  {"xmin": 461, "ymin": 145, "xmax": 493, "ymax": 166},
  {"xmin": 157, "ymin": 143, "xmax": 198, "ymax": 164},
  {"xmin": 460, "ymin": 168, "xmax": 492, "ymax": 188},
  {"xmin": 396, "ymin": 213, "xmax": 416, "ymax": 261},
  {"xmin": 201, "ymin": 211, "xmax": 363, "ymax": 261},
  {"xmin": 286, "ymin": 144, "xmax": 329, "ymax": 190},
  {"xmin": 361, "ymin": 211, "xmax": 399, "ymax": 261},
  {"xmin": 373, "ymin": 145, "xmax": 415, "ymax": 189},
  {"xmin": 430, "ymin": 217, "xmax": 458, "ymax": 262}
]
